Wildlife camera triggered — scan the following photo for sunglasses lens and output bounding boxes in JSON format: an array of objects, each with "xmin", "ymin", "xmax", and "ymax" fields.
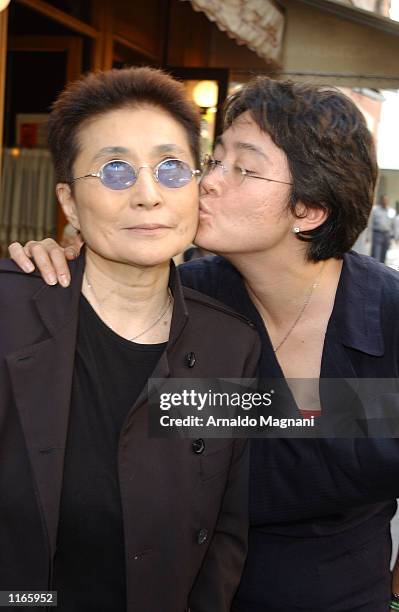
[
  {"xmin": 101, "ymin": 160, "xmax": 136, "ymax": 190},
  {"xmin": 158, "ymin": 159, "xmax": 193, "ymax": 188}
]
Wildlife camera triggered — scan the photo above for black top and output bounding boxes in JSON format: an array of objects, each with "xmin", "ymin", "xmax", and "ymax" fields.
[
  {"xmin": 53, "ymin": 295, "xmax": 165, "ymax": 611},
  {"xmin": 179, "ymin": 252, "xmax": 399, "ymax": 612}
]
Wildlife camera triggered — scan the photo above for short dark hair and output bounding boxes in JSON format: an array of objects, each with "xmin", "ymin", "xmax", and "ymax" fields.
[
  {"xmin": 47, "ymin": 66, "xmax": 201, "ymax": 183},
  {"xmin": 224, "ymin": 77, "xmax": 378, "ymax": 261}
]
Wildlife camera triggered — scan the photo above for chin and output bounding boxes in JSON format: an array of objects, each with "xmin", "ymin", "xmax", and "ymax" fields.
[
  {"xmin": 194, "ymin": 229, "xmax": 219, "ymax": 252},
  {"xmin": 126, "ymin": 253, "xmax": 174, "ymax": 268},
  {"xmin": 127, "ymin": 244, "xmax": 189, "ymax": 268}
]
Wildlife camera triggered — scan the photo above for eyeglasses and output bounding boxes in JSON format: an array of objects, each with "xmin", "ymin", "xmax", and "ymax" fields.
[
  {"xmin": 71, "ymin": 158, "xmax": 201, "ymax": 190},
  {"xmin": 201, "ymin": 154, "xmax": 293, "ymax": 188}
]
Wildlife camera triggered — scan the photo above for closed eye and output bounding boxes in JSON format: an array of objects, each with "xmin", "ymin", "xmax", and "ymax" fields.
[{"xmin": 238, "ymin": 167, "xmax": 258, "ymax": 175}]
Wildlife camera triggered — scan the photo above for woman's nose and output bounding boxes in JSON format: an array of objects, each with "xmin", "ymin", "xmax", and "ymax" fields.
[
  {"xmin": 200, "ymin": 170, "xmax": 222, "ymax": 196},
  {"xmin": 129, "ymin": 167, "xmax": 162, "ymax": 208}
]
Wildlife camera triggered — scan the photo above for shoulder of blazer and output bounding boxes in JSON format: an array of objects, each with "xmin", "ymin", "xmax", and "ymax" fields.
[
  {"xmin": 0, "ymin": 257, "xmax": 82, "ymax": 305},
  {"xmin": 182, "ymin": 285, "xmax": 257, "ymax": 331},
  {"xmin": 0, "ymin": 258, "xmax": 49, "ymax": 298},
  {"xmin": 0, "ymin": 256, "xmax": 82, "ymax": 280},
  {"xmin": 0, "ymin": 257, "xmax": 44, "ymax": 276},
  {"xmin": 346, "ymin": 250, "xmax": 399, "ymax": 306}
]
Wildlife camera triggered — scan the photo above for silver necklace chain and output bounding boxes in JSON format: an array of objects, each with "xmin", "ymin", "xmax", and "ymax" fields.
[
  {"xmin": 273, "ymin": 262, "xmax": 326, "ymax": 353},
  {"xmin": 84, "ymin": 273, "xmax": 173, "ymax": 342}
]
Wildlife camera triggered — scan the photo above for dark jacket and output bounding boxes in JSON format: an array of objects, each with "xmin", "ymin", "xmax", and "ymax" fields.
[
  {"xmin": 0, "ymin": 254, "xmax": 260, "ymax": 612},
  {"xmin": 180, "ymin": 251, "xmax": 399, "ymax": 612}
]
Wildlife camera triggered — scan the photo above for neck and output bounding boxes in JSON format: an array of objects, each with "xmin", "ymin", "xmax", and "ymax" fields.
[
  {"xmin": 82, "ymin": 247, "xmax": 172, "ymax": 343},
  {"xmin": 226, "ymin": 248, "xmax": 340, "ymax": 329}
]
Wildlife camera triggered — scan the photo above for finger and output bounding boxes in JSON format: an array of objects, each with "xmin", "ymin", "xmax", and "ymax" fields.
[
  {"xmin": 48, "ymin": 246, "xmax": 72, "ymax": 287},
  {"xmin": 65, "ymin": 235, "xmax": 84, "ymax": 260},
  {"xmin": 8, "ymin": 242, "xmax": 35, "ymax": 273},
  {"xmin": 29, "ymin": 242, "xmax": 59, "ymax": 285},
  {"xmin": 64, "ymin": 247, "xmax": 78, "ymax": 260}
]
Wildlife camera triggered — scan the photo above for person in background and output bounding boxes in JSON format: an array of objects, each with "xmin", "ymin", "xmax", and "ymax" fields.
[
  {"xmin": 393, "ymin": 201, "xmax": 399, "ymax": 244},
  {"xmin": 10, "ymin": 77, "xmax": 399, "ymax": 612},
  {"xmin": 1, "ymin": 66, "xmax": 260, "ymax": 612},
  {"xmin": 370, "ymin": 193, "xmax": 393, "ymax": 263}
]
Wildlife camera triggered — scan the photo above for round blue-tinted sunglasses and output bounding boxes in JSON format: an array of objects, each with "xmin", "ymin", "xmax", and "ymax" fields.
[{"xmin": 71, "ymin": 158, "xmax": 201, "ymax": 190}]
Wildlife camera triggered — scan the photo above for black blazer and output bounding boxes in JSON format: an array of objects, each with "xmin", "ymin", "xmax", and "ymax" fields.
[
  {"xmin": 0, "ymin": 254, "xmax": 260, "ymax": 612},
  {"xmin": 180, "ymin": 251, "xmax": 399, "ymax": 611}
]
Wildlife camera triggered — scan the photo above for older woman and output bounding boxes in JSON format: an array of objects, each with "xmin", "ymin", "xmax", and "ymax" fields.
[
  {"xmin": 11, "ymin": 78, "xmax": 399, "ymax": 611},
  {"xmin": 0, "ymin": 67, "xmax": 260, "ymax": 612}
]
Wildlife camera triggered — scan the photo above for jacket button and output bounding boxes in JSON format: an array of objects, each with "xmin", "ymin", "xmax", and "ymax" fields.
[
  {"xmin": 197, "ymin": 528, "xmax": 208, "ymax": 545},
  {"xmin": 185, "ymin": 351, "xmax": 196, "ymax": 368},
  {"xmin": 192, "ymin": 438, "xmax": 205, "ymax": 454}
]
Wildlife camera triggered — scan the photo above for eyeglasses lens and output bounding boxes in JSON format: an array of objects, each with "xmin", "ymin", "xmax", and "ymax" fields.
[
  {"xmin": 202, "ymin": 156, "xmax": 244, "ymax": 187},
  {"xmin": 157, "ymin": 159, "xmax": 192, "ymax": 188},
  {"xmin": 101, "ymin": 160, "xmax": 136, "ymax": 190}
]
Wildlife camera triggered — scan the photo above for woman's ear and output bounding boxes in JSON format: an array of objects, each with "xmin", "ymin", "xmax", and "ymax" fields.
[
  {"xmin": 294, "ymin": 201, "xmax": 329, "ymax": 231},
  {"xmin": 56, "ymin": 183, "xmax": 80, "ymax": 231}
]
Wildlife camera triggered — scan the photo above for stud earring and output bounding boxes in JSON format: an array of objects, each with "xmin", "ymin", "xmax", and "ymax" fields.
[{"xmin": 292, "ymin": 226, "xmax": 300, "ymax": 234}]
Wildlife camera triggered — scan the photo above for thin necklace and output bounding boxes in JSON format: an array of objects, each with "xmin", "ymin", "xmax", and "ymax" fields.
[
  {"xmin": 273, "ymin": 261, "xmax": 326, "ymax": 353},
  {"xmin": 84, "ymin": 273, "xmax": 173, "ymax": 342}
]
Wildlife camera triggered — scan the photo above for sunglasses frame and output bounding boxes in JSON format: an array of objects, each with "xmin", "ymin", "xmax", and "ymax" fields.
[{"xmin": 71, "ymin": 157, "xmax": 201, "ymax": 190}]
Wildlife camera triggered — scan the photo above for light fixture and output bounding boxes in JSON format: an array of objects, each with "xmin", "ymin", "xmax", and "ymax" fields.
[
  {"xmin": 192, "ymin": 81, "xmax": 218, "ymax": 110},
  {"xmin": 0, "ymin": 0, "xmax": 11, "ymax": 11}
]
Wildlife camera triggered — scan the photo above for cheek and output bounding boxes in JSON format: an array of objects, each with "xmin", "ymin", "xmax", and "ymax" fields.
[
  {"xmin": 219, "ymin": 196, "xmax": 268, "ymax": 227},
  {"xmin": 231, "ymin": 190, "xmax": 288, "ymax": 227},
  {"xmin": 74, "ymin": 198, "xmax": 120, "ymax": 239},
  {"xmin": 175, "ymin": 189, "xmax": 199, "ymax": 231}
]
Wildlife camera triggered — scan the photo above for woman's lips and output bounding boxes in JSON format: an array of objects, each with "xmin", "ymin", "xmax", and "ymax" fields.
[{"xmin": 123, "ymin": 224, "xmax": 171, "ymax": 236}]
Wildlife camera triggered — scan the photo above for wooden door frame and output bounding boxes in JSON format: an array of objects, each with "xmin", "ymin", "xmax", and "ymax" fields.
[
  {"xmin": 15, "ymin": 0, "xmax": 114, "ymax": 71},
  {"xmin": 8, "ymin": 35, "xmax": 83, "ymax": 83},
  {"xmin": 8, "ymin": 35, "xmax": 83, "ymax": 237},
  {"xmin": 1, "ymin": 0, "xmax": 125, "ymax": 241},
  {"xmin": 0, "ymin": 7, "xmax": 9, "ymax": 193}
]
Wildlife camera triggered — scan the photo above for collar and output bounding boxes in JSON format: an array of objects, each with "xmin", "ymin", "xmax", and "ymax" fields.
[
  {"xmin": 212, "ymin": 251, "xmax": 385, "ymax": 358},
  {"xmin": 331, "ymin": 250, "xmax": 384, "ymax": 356}
]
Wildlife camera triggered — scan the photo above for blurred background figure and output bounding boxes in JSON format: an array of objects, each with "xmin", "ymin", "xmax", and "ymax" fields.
[
  {"xmin": 393, "ymin": 201, "xmax": 399, "ymax": 243},
  {"xmin": 370, "ymin": 194, "xmax": 393, "ymax": 263}
]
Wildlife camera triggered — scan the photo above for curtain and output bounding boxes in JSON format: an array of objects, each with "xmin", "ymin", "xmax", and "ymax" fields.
[{"xmin": 0, "ymin": 148, "xmax": 57, "ymax": 257}]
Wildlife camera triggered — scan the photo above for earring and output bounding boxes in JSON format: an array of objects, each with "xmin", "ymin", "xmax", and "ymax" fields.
[{"xmin": 292, "ymin": 226, "xmax": 300, "ymax": 234}]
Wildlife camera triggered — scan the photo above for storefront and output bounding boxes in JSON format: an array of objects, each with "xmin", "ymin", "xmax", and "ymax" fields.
[{"xmin": 1, "ymin": 0, "xmax": 399, "ymax": 253}]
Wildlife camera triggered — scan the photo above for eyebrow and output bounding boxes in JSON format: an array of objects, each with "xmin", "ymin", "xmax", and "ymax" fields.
[
  {"xmin": 91, "ymin": 146, "xmax": 130, "ymax": 163},
  {"xmin": 152, "ymin": 144, "xmax": 188, "ymax": 157},
  {"xmin": 235, "ymin": 141, "xmax": 269, "ymax": 161},
  {"xmin": 214, "ymin": 135, "xmax": 269, "ymax": 161},
  {"xmin": 91, "ymin": 144, "xmax": 189, "ymax": 164}
]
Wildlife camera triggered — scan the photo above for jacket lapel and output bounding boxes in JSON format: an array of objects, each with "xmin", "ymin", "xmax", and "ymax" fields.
[{"xmin": 6, "ymin": 256, "xmax": 84, "ymax": 559}]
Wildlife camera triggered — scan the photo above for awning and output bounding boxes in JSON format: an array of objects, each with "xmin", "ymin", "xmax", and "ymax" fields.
[{"xmin": 186, "ymin": 0, "xmax": 285, "ymax": 63}]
